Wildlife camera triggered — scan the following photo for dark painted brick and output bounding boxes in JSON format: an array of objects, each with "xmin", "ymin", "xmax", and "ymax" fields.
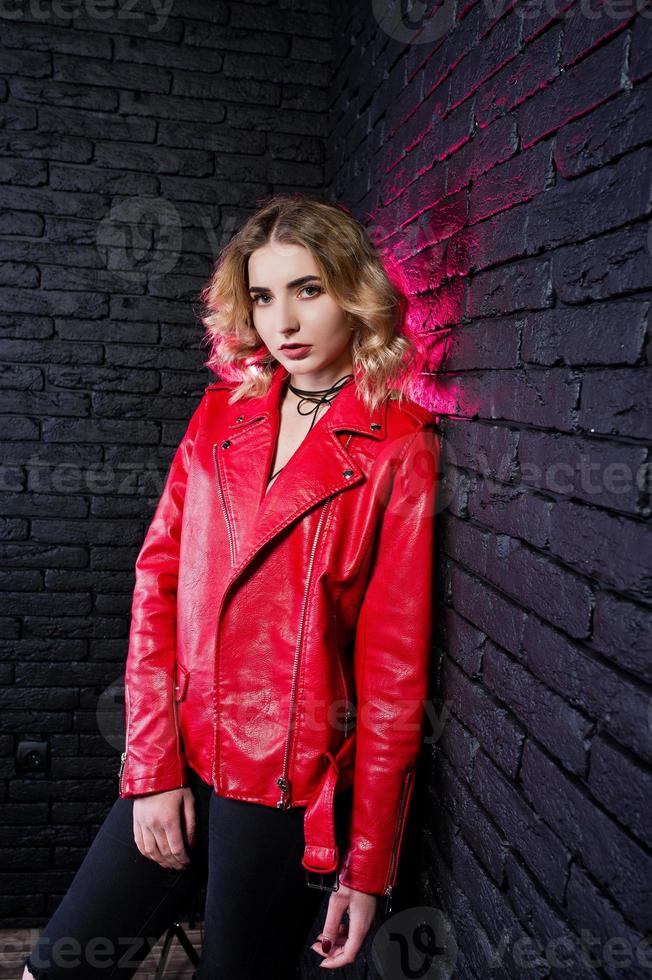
[
  {"xmin": 441, "ymin": 659, "xmax": 524, "ymax": 777},
  {"xmin": 472, "ymin": 750, "xmax": 570, "ymax": 903},
  {"xmin": 589, "ymin": 591, "xmax": 652, "ymax": 682},
  {"xmin": 504, "ymin": 854, "xmax": 599, "ymax": 980},
  {"xmin": 475, "ymin": 24, "xmax": 561, "ymax": 128},
  {"xmin": 521, "ymin": 301, "xmax": 647, "ymax": 366},
  {"xmin": 449, "ymin": 564, "xmax": 526, "ymax": 658},
  {"xmin": 445, "ymin": 316, "xmax": 520, "ymax": 370},
  {"xmin": 482, "ymin": 639, "xmax": 591, "ymax": 774},
  {"xmin": 561, "ymin": 0, "xmax": 635, "ymax": 68},
  {"xmin": 552, "ymin": 223, "xmax": 652, "ymax": 304},
  {"xmin": 523, "ymin": 614, "xmax": 652, "ymax": 763},
  {"xmin": 578, "ymin": 367, "xmax": 652, "ymax": 440},
  {"xmin": 588, "ymin": 736, "xmax": 652, "ymax": 844},
  {"xmin": 548, "ymin": 500, "xmax": 651, "ymax": 599},
  {"xmin": 450, "ymin": 832, "xmax": 544, "ymax": 975},
  {"xmin": 521, "ymin": 740, "xmax": 652, "ymax": 931},
  {"xmin": 518, "ymin": 33, "xmax": 627, "ymax": 148},
  {"xmin": 525, "ymin": 146, "xmax": 652, "ymax": 252},
  {"xmin": 630, "ymin": 11, "xmax": 652, "ymax": 83},
  {"xmin": 565, "ymin": 862, "xmax": 652, "ymax": 980},
  {"xmin": 555, "ymin": 77, "xmax": 652, "ymax": 177},
  {"xmin": 518, "ymin": 430, "xmax": 646, "ymax": 515},
  {"xmin": 468, "ymin": 258, "xmax": 553, "ymax": 318},
  {"xmin": 458, "ymin": 368, "xmax": 579, "ymax": 429},
  {"xmin": 466, "ymin": 476, "xmax": 551, "ymax": 548},
  {"xmin": 484, "ymin": 533, "xmax": 593, "ymax": 638},
  {"xmin": 437, "ymin": 754, "xmax": 506, "ymax": 883},
  {"xmin": 442, "ymin": 606, "xmax": 485, "ymax": 675},
  {"xmin": 468, "ymin": 139, "xmax": 553, "ymax": 224}
]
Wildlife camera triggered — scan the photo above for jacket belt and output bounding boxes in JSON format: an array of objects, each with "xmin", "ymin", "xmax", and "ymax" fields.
[{"xmin": 302, "ymin": 730, "xmax": 357, "ymax": 875}]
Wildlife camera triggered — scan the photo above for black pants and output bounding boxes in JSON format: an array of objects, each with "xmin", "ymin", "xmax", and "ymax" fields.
[{"xmin": 24, "ymin": 767, "xmax": 353, "ymax": 979}]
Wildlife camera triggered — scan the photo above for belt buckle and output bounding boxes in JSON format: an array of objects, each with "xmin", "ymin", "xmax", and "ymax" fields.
[{"xmin": 305, "ymin": 869, "xmax": 340, "ymax": 893}]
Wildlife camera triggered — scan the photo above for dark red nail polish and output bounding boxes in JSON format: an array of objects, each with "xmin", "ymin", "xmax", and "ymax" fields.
[{"xmin": 321, "ymin": 938, "xmax": 332, "ymax": 953}]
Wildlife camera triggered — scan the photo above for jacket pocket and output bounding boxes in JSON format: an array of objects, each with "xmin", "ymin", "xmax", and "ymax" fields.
[{"xmin": 174, "ymin": 662, "xmax": 190, "ymax": 702}]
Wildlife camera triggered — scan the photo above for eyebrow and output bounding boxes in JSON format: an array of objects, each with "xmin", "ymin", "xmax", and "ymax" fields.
[{"xmin": 248, "ymin": 275, "xmax": 322, "ymax": 293}]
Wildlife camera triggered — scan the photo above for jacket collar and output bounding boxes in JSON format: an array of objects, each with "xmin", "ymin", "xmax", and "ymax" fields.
[
  {"xmin": 208, "ymin": 363, "xmax": 387, "ymax": 588},
  {"xmin": 221, "ymin": 363, "xmax": 387, "ymax": 440}
]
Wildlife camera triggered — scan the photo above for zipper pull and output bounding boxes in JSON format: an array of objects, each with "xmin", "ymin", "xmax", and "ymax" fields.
[
  {"xmin": 118, "ymin": 751, "xmax": 127, "ymax": 791},
  {"xmin": 276, "ymin": 775, "xmax": 290, "ymax": 809},
  {"xmin": 383, "ymin": 886, "xmax": 393, "ymax": 916}
]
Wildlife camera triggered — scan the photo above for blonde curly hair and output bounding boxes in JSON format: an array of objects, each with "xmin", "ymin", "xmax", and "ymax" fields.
[{"xmin": 195, "ymin": 192, "xmax": 422, "ymax": 413}]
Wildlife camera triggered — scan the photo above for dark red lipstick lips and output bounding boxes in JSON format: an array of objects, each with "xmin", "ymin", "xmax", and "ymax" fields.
[{"xmin": 280, "ymin": 343, "xmax": 312, "ymax": 360}]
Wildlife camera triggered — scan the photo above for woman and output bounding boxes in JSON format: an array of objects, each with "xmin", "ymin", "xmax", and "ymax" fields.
[{"xmin": 23, "ymin": 194, "xmax": 441, "ymax": 979}]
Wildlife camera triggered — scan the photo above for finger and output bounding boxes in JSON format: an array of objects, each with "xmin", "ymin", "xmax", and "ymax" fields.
[
  {"xmin": 133, "ymin": 816, "xmax": 145, "ymax": 857},
  {"xmin": 313, "ymin": 921, "xmax": 348, "ymax": 952},
  {"xmin": 183, "ymin": 793, "xmax": 197, "ymax": 848},
  {"xmin": 150, "ymin": 824, "xmax": 182, "ymax": 870},
  {"xmin": 165, "ymin": 822, "xmax": 191, "ymax": 868},
  {"xmin": 310, "ymin": 936, "xmax": 347, "ymax": 959},
  {"xmin": 316, "ymin": 922, "xmax": 348, "ymax": 943},
  {"xmin": 141, "ymin": 824, "xmax": 169, "ymax": 868},
  {"xmin": 310, "ymin": 931, "xmax": 346, "ymax": 956},
  {"xmin": 160, "ymin": 822, "xmax": 189, "ymax": 869},
  {"xmin": 318, "ymin": 935, "xmax": 358, "ymax": 968},
  {"xmin": 315, "ymin": 896, "xmax": 348, "ymax": 955},
  {"xmin": 318, "ymin": 913, "xmax": 367, "ymax": 968}
]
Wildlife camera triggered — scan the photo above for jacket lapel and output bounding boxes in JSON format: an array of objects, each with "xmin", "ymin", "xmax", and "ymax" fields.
[{"xmin": 213, "ymin": 364, "xmax": 387, "ymax": 587}]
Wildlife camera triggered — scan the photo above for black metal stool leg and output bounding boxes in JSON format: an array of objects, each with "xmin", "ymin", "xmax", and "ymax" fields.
[{"xmin": 151, "ymin": 883, "xmax": 206, "ymax": 979}]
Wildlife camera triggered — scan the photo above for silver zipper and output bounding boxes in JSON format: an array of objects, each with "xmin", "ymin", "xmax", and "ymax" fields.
[
  {"xmin": 276, "ymin": 496, "xmax": 333, "ymax": 809},
  {"xmin": 211, "ymin": 690, "xmax": 218, "ymax": 792},
  {"xmin": 333, "ymin": 433, "xmax": 355, "ymax": 740},
  {"xmin": 276, "ymin": 432, "xmax": 354, "ymax": 807},
  {"xmin": 212, "ymin": 442, "xmax": 236, "ymax": 566},
  {"xmin": 382, "ymin": 769, "xmax": 414, "ymax": 914},
  {"xmin": 118, "ymin": 682, "xmax": 131, "ymax": 793}
]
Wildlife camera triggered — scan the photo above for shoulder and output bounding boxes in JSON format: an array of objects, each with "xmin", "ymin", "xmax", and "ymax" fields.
[
  {"xmin": 384, "ymin": 393, "xmax": 440, "ymax": 438},
  {"xmin": 369, "ymin": 396, "xmax": 441, "ymax": 483},
  {"xmin": 182, "ymin": 380, "xmax": 240, "ymax": 432},
  {"xmin": 200, "ymin": 378, "xmax": 242, "ymax": 410},
  {"xmin": 204, "ymin": 378, "xmax": 240, "ymax": 394}
]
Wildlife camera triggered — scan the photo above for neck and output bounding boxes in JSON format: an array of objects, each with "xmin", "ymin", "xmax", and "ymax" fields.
[{"xmin": 286, "ymin": 365, "xmax": 354, "ymax": 394}]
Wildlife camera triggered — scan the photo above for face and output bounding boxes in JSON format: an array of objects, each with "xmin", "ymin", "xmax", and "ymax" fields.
[{"xmin": 247, "ymin": 240, "xmax": 354, "ymax": 384}]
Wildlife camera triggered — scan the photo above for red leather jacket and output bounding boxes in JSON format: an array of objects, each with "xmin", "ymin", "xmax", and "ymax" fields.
[{"xmin": 118, "ymin": 363, "xmax": 441, "ymax": 911}]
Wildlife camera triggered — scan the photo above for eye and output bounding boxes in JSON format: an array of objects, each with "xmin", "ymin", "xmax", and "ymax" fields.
[{"xmin": 251, "ymin": 285, "xmax": 323, "ymax": 306}]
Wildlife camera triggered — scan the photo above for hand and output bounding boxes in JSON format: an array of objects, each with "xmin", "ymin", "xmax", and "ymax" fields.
[
  {"xmin": 133, "ymin": 786, "xmax": 196, "ymax": 871},
  {"xmin": 310, "ymin": 881, "xmax": 378, "ymax": 969}
]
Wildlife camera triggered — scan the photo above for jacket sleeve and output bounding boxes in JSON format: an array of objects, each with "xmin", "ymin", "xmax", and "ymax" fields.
[
  {"xmin": 337, "ymin": 421, "xmax": 441, "ymax": 897},
  {"xmin": 118, "ymin": 394, "xmax": 207, "ymax": 799}
]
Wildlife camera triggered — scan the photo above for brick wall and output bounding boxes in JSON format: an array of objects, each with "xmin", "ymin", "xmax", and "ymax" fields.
[
  {"xmin": 326, "ymin": 2, "xmax": 651, "ymax": 978},
  {"xmin": 0, "ymin": 0, "xmax": 333, "ymax": 928},
  {"xmin": 3, "ymin": 1, "xmax": 651, "ymax": 978}
]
